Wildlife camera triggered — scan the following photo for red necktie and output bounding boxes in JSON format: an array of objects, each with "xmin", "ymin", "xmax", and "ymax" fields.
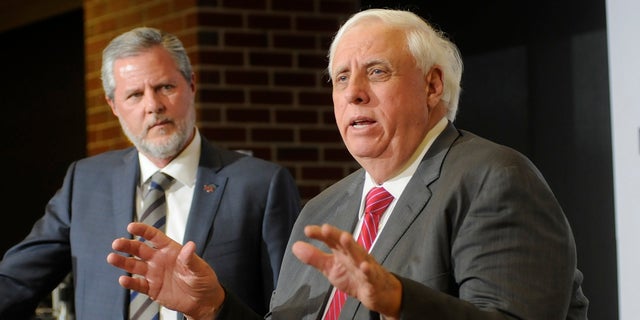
[{"xmin": 324, "ymin": 187, "xmax": 394, "ymax": 320}]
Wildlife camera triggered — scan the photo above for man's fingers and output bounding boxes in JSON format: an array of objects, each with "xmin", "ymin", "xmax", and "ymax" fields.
[
  {"xmin": 127, "ymin": 222, "xmax": 170, "ymax": 247},
  {"xmin": 177, "ymin": 241, "xmax": 197, "ymax": 266},
  {"xmin": 118, "ymin": 274, "xmax": 149, "ymax": 293},
  {"xmin": 306, "ymin": 224, "xmax": 366, "ymax": 259},
  {"xmin": 107, "ymin": 251, "xmax": 149, "ymax": 275},
  {"xmin": 292, "ymin": 241, "xmax": 317, "ymax": 265},
  {"xmin": 110, "ymin": 237, "xmax": 155, "ymax": 260},
  {"xmin": 106, "ymin": 252, "xmax": 126, "ymax": 267},
  {"xmin": 303, "ymin": 224, "xmax": 348, "ymax": 249}
]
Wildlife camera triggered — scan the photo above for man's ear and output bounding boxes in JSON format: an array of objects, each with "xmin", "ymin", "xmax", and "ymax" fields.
[
  {"xmin": 106, "ymin": 96, "xmax": 118, "ymax": 117},
  {"xmin": 425, "ymin": 66, "xmax": 444, "ymax": 109}
]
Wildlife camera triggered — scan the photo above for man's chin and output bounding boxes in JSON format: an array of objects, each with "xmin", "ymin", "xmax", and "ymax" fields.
[
  {"xmin": 139, "ymin": 133, "xmax": 175, "ymax": 150},
  {"xmin": 144, "ymin": 127, "xmax": 176, "ymax": 141}
]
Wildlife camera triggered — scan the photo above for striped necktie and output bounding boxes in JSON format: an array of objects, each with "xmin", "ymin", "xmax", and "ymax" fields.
[
  {"xmin": 324, "ymin": 186, "xmax": 394, "ymax": 320},
  {"xmin": 129, "ymin": 171, "xmax": 173, "ymax": 320}
]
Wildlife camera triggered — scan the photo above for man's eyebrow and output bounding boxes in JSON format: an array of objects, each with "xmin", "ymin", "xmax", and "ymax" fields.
[
  {"xmin": 364, "ymin": 59, "xmax": 389, "ymax": 69},
  {"xmin": 122, "ymin": 86, "xmax": 142, "ymax": 96},
  {"xmin": 332, "ymin": 64, "xmax": 348, "ymax": 76}
]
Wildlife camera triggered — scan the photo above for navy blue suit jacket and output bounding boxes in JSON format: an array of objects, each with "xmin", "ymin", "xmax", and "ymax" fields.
[{"xmin": 0, "ymin": 135, "xmax": 301, "ymax": 319}]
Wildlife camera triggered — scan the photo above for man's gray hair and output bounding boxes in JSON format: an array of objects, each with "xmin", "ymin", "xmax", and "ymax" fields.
[{"xmin": 101, "ymin": 27, "xmax": 192, "ymax": 100}]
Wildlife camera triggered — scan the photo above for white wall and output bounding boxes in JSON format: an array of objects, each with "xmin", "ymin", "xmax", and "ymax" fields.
[{"xmin": 605, "ymin": 1, "xmax": 640, "ymax": 319}]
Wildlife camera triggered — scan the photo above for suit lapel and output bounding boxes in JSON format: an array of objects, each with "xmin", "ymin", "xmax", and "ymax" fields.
[
  {"xmin": 319, "ymin": 173, "xmax": 365, "ymax": 300},
  {"xmin": 276, "ymin": 171, "xmax": 365, "ymax": 319},
  {"xmin": 108, "ymin": 148, "xmax": 140, "ymax": 315},
  {"xmin": 332, "ymin": 174, "xmax": 365, "ymax": 233},
  {"xmin": 183, "ymin": 171, "xmax": 227, "ymax": 254},
  {"xmin": 343, "ymin": 122, "xmax": 461, "ymax": 317},
  {"xmin": 112, "ymin": 149, "xmax": 140, "ymax": 240},
  {"xmin": 371, "ymin": 122, "xmax": 460, "ymax": 264},
  {"xmin": 310, "ymin": 171, "xmax": 365, "ymax": 260},
  {"xmin": 182, "ymin": 140, "xmax": 226, "ymax": 255}
]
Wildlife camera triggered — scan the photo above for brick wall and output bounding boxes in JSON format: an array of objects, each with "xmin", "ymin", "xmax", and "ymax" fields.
[{"xmin": 83, "ymin": 0, "xmax": 361, "ymax": 202}]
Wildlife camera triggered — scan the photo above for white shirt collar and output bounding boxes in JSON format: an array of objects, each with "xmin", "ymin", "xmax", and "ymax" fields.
[{"xmin": 138, "ymin": 129, "xmax": 201, "ymax": 188}]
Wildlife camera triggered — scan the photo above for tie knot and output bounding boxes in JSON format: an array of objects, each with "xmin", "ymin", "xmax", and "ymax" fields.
[
  {"xmin": 365, "ymin": 187, "xmax": 394, "ymax": 217},
  {"xmin": 148, "ymin": 171, "xmax": 174, "ymax": 192}
]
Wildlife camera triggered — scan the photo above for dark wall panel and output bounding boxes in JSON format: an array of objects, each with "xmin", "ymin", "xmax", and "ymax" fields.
[{"xmin": 0, "ymin": 9, "xmax": 86, "ymax": 256}]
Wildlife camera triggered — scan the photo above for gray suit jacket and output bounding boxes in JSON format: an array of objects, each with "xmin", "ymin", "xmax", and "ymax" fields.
[
  {"xmin": 0, "ymin": 135, "xmax": 301, "ymax": 319},
  {"xmin": 218, "ymin": 122, "xmax": 588, "ymax": 320}
]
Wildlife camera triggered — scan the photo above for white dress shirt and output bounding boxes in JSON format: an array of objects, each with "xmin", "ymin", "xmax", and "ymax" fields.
[{"xmin": 138, "ymin": 130, "xmax": 201, "ymax": 320}]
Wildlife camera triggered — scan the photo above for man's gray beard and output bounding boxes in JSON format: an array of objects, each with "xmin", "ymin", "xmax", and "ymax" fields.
[{"xmin": 119, "ymin": 114, "xmax": 194, "ymax": 160}]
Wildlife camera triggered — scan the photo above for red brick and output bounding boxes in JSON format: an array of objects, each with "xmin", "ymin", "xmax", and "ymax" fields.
[
  {"xmin": 319, "ymin": 1, "xmax": 359, "ymax": 14},
  {"xmin": 302, "ymin": 166, "xmax": 344, "ymax": 180},
  {"xmin": 249, "ymin": 52, "xmax": 293, "ymax": 67},
  {"xmin": 197, "ymin": 70, "xmax": 221, "ymax": 84},
  {"xmin": 252, "ymin": 128, "xmax": 295, "ymax": 142},
  {"xmin": 300, "ymin": 128, "xmax": 342, "ymax": 143},
  {"xmin": 225, "ymin": 70, "xmax": 269, "ymax": 85},
  {"xmin": 200, "ymin": 49, "xmax": 244, "ymax": 65},
  {"xmin": 248, "ymin": 14, "xmax": 292, "ymax": 30},
  {"xmin": 298, "ymin": 184, "xmax": 322, "ymax": 203},
  {"xmin": 246, "ymin": 147, "xmax": 272, "ymax": 160},
  {"xmin": 272, "ymin": 0, "xmax": 313, "ymax": 11},
  {"xmin": 299, "ymin": 53, "xmax": 329, "ymax": 69},
  {"xmin": 296, "ymin": 16, "xmax": 341, "ymax": 32},
  {"xmin": 278, "ymin": 147, "xmax": 319, "ymax": 162},
  {"xmin": 275, "ymin": 110, "xmax": 318, "ymax": 124},
  {"xmin": 147, "ymin": 2, "xmax": 171, "ymax": 19},
  {"xmin": 322, "ymin": 109, "xmax": 336, "ymax": 124},
  {"xmin": 227, "ymin": 108, "xmax": 270, "ymax": 122},
  {"xmin": 274, "ymin": 72, "xmax": 316, "ymax": 87},
  {"xmin": 324, "ymin": 147, "xmax": 355, "ymax": 162},
  {"xmin": 198, "ymin": 12, "xmax": 243, "ymax": 27},
  {"xmin": 200, "ymin": 108, "xmax": 222, "ymax": 122},
  {"xmin": 200, "ymin": 88, "xmax": 245, "ymax": 103},
  {"xmin": 299, "ymin": 91, "xmax": 332, "ymax": 106},
  {"xmin": 200, "ymin": 127, "xmax": 247, "ymax": 142},
  {"xmin": 222, "ymin": 0, "xmax": 267, "ymax": 10},
  {"xmin": 225, "ymin": 31, "xmax": 269, "ymax": 47},
  {"xmin": 250, "ymin": 90, "xmax": 293, "ymax": 105},
  {"xmin": 272, "ymin": 34, "xmax": 316, "ymax": 49}
]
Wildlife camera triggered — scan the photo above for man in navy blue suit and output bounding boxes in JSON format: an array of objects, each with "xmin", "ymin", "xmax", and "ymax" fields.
[{"xmin": 0, "ymin": 27, "xmax": 301, "ymax": 319}]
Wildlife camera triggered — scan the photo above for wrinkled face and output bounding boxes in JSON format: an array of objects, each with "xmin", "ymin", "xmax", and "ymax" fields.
[
  {"xmin": 331, "ymin": 21, "xmax": 432, "ymax": 169},
  {"xmin": 106, "ymin": 46, "xmax": 196, "ymax": 161}
]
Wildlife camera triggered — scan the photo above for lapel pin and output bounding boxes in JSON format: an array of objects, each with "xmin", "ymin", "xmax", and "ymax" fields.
[{"xmin": 203, "ymin": 184, "xmax": 216, "ymax": 193}]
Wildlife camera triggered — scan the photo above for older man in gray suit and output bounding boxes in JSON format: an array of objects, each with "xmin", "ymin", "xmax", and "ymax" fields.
[{"xmin": 106, "ymin": 9, "xmax": 589, "ymax": 320}]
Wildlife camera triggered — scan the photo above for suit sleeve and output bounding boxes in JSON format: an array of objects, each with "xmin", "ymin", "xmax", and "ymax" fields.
[
  {"xmin": 260, "ymin": 166, "xmax": 301, "ymax": 303},
  {"xmin": 396, "ymin": 275, "xmax": 508, "ymax": 319},
  {"xmin": 215, "ymin": 287, "xmax": 265, "ymax": 320},
  {"xmin": 397, "ymin": 156, "xmax": 583, "ymax": 319}
]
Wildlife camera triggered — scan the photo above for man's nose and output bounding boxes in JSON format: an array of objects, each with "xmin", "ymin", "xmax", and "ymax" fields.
[
  {"xmin": 344, "ymin": 77, "xmax": 370, "ymax": 105},
  {"xmin": 144, "ymin": 91, "xmax": 165, "ymax": 113}
]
